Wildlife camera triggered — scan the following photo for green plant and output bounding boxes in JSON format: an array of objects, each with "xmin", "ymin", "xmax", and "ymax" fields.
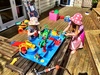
[
  {"xmin": 92, "ymin": 0, "xmax": 98, "ymax": 4},
  {"xmin": 91, "ymin": 0, "xmax": 98, "ymax": 8}
]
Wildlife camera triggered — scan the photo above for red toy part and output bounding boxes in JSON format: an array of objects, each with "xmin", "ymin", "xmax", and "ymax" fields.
[
  {"xmin": 34, "ymin": 31, "xmax": 38, "ymax": 37},
  {"xmin": 49, "ymin": 37, "xmax": 55, "ymax": 41},
  {"xmin": 54, "ymin": 40, "xmax": 61, "ymax": 45},
  {"xmin": 59, "ymin": 15, "xmax": 64, "ymax": 19},
  {"xmin": 12, "ymin": 41, "xmax": 24, "ymax": 46},
  {"xmin": 21, "ymin": 47, "xmax": 27, "ymax": 54},
  {"xmin": 43, "ymin": 46, "xmax": 46, "ymax": 52}
]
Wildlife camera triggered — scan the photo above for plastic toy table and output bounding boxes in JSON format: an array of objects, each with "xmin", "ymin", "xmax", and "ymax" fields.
[{"xmin": 19, "ymin": 29, "xmax": 65, "ymax": 66}]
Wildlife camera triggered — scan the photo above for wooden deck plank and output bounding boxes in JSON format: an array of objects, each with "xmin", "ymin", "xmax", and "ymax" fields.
[
  {"xmin": 14, "ymin": 57, "xmax": 24, "ymax": 66},
  {"xmin": 26, "ymin": 63, "xmax": 37, "ymax": 75},
  {"xmin": 22, "ymin": 61, "xmax": 34, "ymax": 75},
  {"xmin": 87, "ymin": 63, "xmax": 93, "ymax": 75},
  {"xmin": 90, "ymin": 8, "xmax": 100, "ymax": 29},
  {"xmin": 21, "ymin": 60, "xmax": 32, "ymax": 69},
  {"xmin": 75, "ymin": 52, "xmax": 86, "ymax": 75},
  {"xmin": 81, "ymin": 53, "xmax": 89, "ymax": 73},
  {"xmin": 72, "ymin": 51, "xmax": 84, "ymax": 75},
  {"xmin": 17, "ymin": 59, "xmax": 28, "ymax": 68},
  {"xmin": 0, "ymin": 36, "xmax": 18, "ymax": 58},
  {"xmin": 78, "ymin": 44, "xmax": 89, "ymax": 73},
  {"xmin": 93, "ymin": 8, "xmax": 100, "ymax": 15},
  {"xmin": 1, "ymin": 68, "xmax": 12, "ymax": 75},
  {"xmin": 66, "ymin": 54, "xmax": 77, "ymax": 74},
  {"xmin": 9, "ymin": 33, "xmax": 27, "ymax": 42},
  {"xmin": 85, "ymin": 30, "xmax": 100, "ymax": 74}
]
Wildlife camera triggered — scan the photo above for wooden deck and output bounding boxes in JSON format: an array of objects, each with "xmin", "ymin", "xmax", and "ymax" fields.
[
  {"xmin": 85, "ymin": 30, "xmax": 100, "ymax": 75},
  {"xmin": 90, "ymin": 8, "xmax": 100, "ymax": 29},
  {"xmin": 0, "ymin": 6, "xmax": 100, "ymax": 75},
  {"xmin": 0, "ymin": 36, "xmax": 18, "ymax": 58}
]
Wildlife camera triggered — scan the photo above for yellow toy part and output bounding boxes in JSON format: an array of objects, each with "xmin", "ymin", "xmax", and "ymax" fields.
[
  {"xmin": 25, "ymin": 40, "xmax": 35, "ymax": 49},
  {"xmin": 19, "ymin": 43, "xmax": 28, "ymax": 51},
  {"xmin": 24, "ymin": 19, "xmax": 29, "ymax": 24},
  {"xmin": 10, "ymin": 58, "xmax": 18, "ymax": 65},
  {"xmin": 40, "ymin": 59, "xmax": 44, "ymax": 63},
  {"xmin": 20, "ymin": 22, "xmax": 27, "ymax": 28},
  {"xmin": 51, "ymin": 30, "xmax": 58, "ymax": 36}
]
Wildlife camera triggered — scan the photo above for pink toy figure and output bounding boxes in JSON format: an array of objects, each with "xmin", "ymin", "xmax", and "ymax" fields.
[
  {"xmin": 49, "ymin": 10, "xmax": 59, "ymax": 21},
  {"xmin": 63, "ymin": 13, "xmax": 85, "ymax": 54}
]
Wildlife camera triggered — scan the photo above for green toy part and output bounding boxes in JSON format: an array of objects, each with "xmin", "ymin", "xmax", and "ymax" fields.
[
  {"xmin": 42, "ymin": 29, "xmax": 49, "ymax": 39},
  {"xmin": 54, "ymin": 9, "xmax": 59, "ymax": 14},
  {"xmin": 39, "ymin": 40, "xmax": 46, "ymax": 48},
  {"xmin": 39, "ymin": 28, "xmax": 50, "ymax": 48},
  {"xmin": 15, "ymin": 22, "xmax": 21, "ymax": 25}
]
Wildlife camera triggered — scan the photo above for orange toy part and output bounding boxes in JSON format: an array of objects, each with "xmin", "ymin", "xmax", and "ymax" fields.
[
  {"xmin": 18, "ymin": 27, "xmax": 23, "ymax": 33},
  {"xmin": 19, "ymin": 43, "xmax": 27, "ymax": 50},
  {"xmin": 55, "ymin": 65, "xmax": 60, "ymax": 70}
]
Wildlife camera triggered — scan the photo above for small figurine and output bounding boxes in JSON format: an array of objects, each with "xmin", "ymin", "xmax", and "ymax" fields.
[{"xmin": 34, "ymin": 53, "xmax": 41, "ymax": 60}]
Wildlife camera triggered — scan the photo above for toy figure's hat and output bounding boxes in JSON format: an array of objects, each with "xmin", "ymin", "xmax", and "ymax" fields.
[
  {"xmin": 70, "ymin": 13, "xmax": 83, "ymax": 25},
  {"xmin": 28, "ymin": 17, "xmax": 40, "ymax": 26}
]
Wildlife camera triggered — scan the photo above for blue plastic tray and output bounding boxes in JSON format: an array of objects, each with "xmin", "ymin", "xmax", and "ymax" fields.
[{"xmin": 20, "ymin": 30, "xmax": 65, "ymax": 66}]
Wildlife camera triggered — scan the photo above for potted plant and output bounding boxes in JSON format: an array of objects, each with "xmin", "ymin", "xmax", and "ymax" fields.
[
  {"xmin": 92, "ymin": 0, "xmax": 98, "ymax": 8},
  {"xmin": 90, "ymin": 0, "xmax": 98, "ymax": 10}
]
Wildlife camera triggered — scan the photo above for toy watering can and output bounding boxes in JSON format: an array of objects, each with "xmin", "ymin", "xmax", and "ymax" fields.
[{"xmin": 64, "ymin": 16, "xmax": 70, "ymax": 22}]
